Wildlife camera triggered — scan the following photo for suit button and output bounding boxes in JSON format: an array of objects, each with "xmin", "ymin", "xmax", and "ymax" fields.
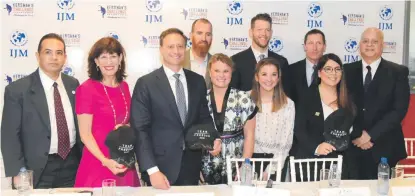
[
  {"xmin": 44, "ymin": 152, "xmax": 48, "ymax": 156},
  {"xmin": 47, "ymin": 136, "xmax": 50, "ymax": 140},
  {"xmin": 363, "ymin": 108, "xmax": 366, "ymax": 111}
]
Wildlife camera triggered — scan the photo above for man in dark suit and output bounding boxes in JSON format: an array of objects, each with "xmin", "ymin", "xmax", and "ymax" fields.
[
  {"xmin": 230, "ymin": 13, "xmax": 289, "ymax": 92},
  {"xmin": 288, "ymin": 29, "xmax": 326, "ymax": 103},
  {"xmin": 1, "ymin": 33, "xmax": 82, "ymax": 188},
  {"xmin": 182, "ymin": 18, "xmax": 213, "ymax": 88},
  {"xmin": 131, "ymin": 28, "xmax": 219, "ymax": 189},
  {"xmin": 344, "ymin": 27, "xmax": 410, "ymax": 179}
]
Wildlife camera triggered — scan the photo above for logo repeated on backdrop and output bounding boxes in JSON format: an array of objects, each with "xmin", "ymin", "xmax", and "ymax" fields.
[
  {"xmin": 268, "ymin": 37, "xmax": 284, "ymax": 53},
  {"xmin": 141, "ymin": 35, "xmax": 160, "ymax": 48},
  {"xmin": 62, "ymin": 64, "xmax": 75, "ymax": 76},
  {"xmin": 270, "ymin": 12, "xmax": 289, "ymax": 25},
  {"xmin": 98, "ymin": 5, "xmax": 127, "ymax": 19},
  {"xmin": 378, "ymin": 5, "xmax": 393, "ymax": 30},
  {"xmin": 60, "ymin": 33, "xmax": 81, "ymax": 47},
  {"xmin": 222, "ymin": 37, "xmax": 248, "ymax": 50},
  {"xmin": 9, "ymin": 30, "xmax": 28, "ymax": 58},
  {"xmin": 343, "ymin": 37, "xmax": 360, "ymax": 63},
  {"xmin": 5, "ymin": 74, "xmax": 27, "ymax": 85},
  {"xmin": 145, "ymin": 0, "xmax": 163, "ymax": 23},
  {"xmin": 383, "ymin": 41, "xmax": 397, "ymax": 54},
  {"xmin": 107, "ymin": 32, "xmax": 120, "ymax": 40},
  {"xmin": 3, "ymin": 2, "xmax": 34, "ymax": 16},
  {"xmin": 306, "ymin": 2, "xmax": 323, "ymax": 28},
  {"xmin": 186, "ymin": 37, "xmax": 192, "ymax": 49},
  {"xmin": 180, "ymin": 8, "xmax": 207, "ymax": 20},
  {"xmin": 340, "ymin": 13, "xmax": 364, "ymax": 26},
  {"xmin": 57, "ymin": 0, "xmax": 75, "ymax": 21},
  {"xmin": 226, "ymin": 1, "xmax": 243, "ymax": 26}
]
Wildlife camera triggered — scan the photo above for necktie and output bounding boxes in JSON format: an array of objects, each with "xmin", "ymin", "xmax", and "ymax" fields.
[
  {"xmin": 173, "ymin": 74, "xmax": 187, "ymax": 125},
  {"xmin": 258, "ymin": 54, "xmax": 265, "ymax": 61},
  {"xmin": 53, "ymin": 82, "xmax": 70, "ymax": 159},
  {"xmin": 364, "ymin": 65, "xmax": 372, "ymax": 92},
  {"xmin": 310, "ymin": 64, "xmax": 317, "ymax": 86}
]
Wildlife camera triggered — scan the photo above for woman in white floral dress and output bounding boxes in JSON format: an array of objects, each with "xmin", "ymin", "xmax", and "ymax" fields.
[{"xmin": 201, "ymin": 53, "xmax": 257, "ymax": 184}]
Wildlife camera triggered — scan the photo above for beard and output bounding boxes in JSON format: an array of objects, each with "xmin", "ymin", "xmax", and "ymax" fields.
[
  {"xmin": 253, "ymin": 36, "xmax": 270, "ymax": 49},
  {"xmin": 192, "ymin": 38, "xmax": 211, "ymax": 56}
]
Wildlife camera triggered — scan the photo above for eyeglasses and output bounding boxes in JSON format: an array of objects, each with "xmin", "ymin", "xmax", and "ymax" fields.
[{"xmin": 322, "ymin": 66, "xmax": 342, "ymax": 74}]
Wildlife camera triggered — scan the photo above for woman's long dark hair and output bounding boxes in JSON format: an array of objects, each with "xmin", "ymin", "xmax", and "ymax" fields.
[{"xmin": 313, "ymin": 53, "xmax": 356, "ymax": 117}]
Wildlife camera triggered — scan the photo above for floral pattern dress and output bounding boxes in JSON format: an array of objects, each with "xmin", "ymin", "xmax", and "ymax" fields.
[{"xmin": 201, "ymin": 87, "xmax": 257, "ymax": 184}]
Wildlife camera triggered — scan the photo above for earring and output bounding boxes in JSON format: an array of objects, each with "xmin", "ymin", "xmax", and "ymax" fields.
[{"xmin": 96, "ymin": 66, "xmax": 100, "ymax": 71}]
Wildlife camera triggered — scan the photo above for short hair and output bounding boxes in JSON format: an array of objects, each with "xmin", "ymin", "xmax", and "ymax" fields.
[
  {"xmin": 37, "ymin": 33, "xmax": 66, "ymax": 53},
  {"xmin": 159, "ymin": 28, "xmax": 187, "ymax": 46},
  {"xmin": 208, "ymin": 53, "xmax": 234, "ymax": 71},
  {"xmin": 87, "ymin": 37, "xmax": 126, "ymax": 83},
  {"xmin": 191, "ymin": 18, "xmax": 212, "ymax": 32},
  {"xmin": 304, "ymin": 29, "xmax": 326, "ymax": 44},
  {"xmin": 251, "ymin": 13, "xmax": 272, "ymax": 29}
]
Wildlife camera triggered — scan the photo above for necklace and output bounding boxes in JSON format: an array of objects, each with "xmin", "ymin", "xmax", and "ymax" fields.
[{"xmin": 102, "ymin": 82, "xmax": 128, "ymax": 126}]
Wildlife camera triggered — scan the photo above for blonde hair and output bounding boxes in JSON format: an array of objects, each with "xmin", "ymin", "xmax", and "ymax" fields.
[{"xmin": 207, "ymin": 53, "xmax": 234, "ymax": 71}]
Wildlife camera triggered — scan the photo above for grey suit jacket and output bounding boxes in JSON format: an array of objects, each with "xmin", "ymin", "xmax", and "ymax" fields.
[
  {"xmin": 1, "ymin": 69, "xmax": 82, "ymax": 186},
  {"xmin": 182, "ymin": 48, "xmax": 212, "ymax": 89}
]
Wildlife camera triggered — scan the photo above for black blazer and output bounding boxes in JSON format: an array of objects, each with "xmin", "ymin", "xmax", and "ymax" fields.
[
  {"xmin": 287, "ymin": 59, "xmax": 310, "ymax": 104},
  {"xmin": 344, "ymin": 59, "xmax": 410, "ymax": 166},
  {"xmin": 229, "ymin": 47, "xmax": 290, "ymax": 92},
  {"xmin": 130, "ymin": 67, "xmax": 213, "ymax": 184},
  {"xmin": 1, "ymin": 69, "xmax": 81, "ymax": 186}
]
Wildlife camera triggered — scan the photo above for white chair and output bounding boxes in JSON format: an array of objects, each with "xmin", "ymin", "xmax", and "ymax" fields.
[
  {"xmin": 289, "ymin": 155, "xmax": 343, "ymax": 182},
  {"xmin": 396, "ymin": 138, "xmax": 415, "ymax": 177},
  {"xmin": 226, "ymin": 156, "xmax": 283, "ymax": 186}
]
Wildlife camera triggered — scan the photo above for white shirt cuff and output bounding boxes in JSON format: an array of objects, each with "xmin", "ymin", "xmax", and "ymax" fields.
[
  {"xmin": 314, "ymin": 146, "xmax": 319, "ymax": 156},
  {"xmin": 147, "ymin": 166, "xmax": 159, "ymax": 175}
]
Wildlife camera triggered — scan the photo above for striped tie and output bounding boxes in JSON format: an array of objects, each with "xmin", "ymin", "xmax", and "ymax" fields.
[{"xmin": 173, "ymin": 73, "xmax": 187, "ymax": 125}]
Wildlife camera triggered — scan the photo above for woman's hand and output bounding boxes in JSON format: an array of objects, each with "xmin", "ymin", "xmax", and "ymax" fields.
[
  {"xmin": 316, "ymin": 142, "xmax": 336, "ymax": 156},
  {"xmin": 102, "ymin": 158, "xmax": 128, "ymax": 175}
]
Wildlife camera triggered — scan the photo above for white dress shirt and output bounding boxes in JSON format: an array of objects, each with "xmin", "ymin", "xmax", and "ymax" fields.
[
  {"xmin": 362, "ymin": 58, "xmax": 381, "ymax": 82},
  {"xmin": 306, "ymin": 58, "xmax": 316, "ymax": 86},
  {"xmin": 38, "ymin": 68, "xmax": 76, "ymax": 154},
  {"xmin": 190, "ymin": 49, "xmax": 208, "ymax": 78},
  {"xmin": 147, "ymin": 65, "xmax": 189, "ymax": 175},
  {"xmin": 251, "ymin": 47, "xmax": 268, "ymax": 63}
]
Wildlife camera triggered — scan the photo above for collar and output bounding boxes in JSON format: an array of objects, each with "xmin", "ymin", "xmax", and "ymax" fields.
[
  {"xmin": 251, "ymin": 47, "xmax": 268, "ymax": 59},
  {"xmin": 362, "ymin": 57, "xmax": 381, "ymax": 72},
  {"xmin": 305, "ymin": 58, "xmax": 316, "ymax": 70},
  {"xmin": 38, "ymin": 67, "xmax": 63, "ymax": 89},
  {"xmin": 190, "ymin": 48, "xmax": 208, "ymax": 62},
  {"xmin": 163, "ymin": 64, "xmax": 185, "ymax": 79}
]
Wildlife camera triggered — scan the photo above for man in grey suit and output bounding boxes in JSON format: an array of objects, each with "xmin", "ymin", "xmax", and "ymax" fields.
[
  {"xmin": 1, "ymin": 33, "xmax": 82, "ymax": 188},
  {"xmin": 131, "ymin": 28, "xmax": 219, "ymax": 190},
  {"xmin": 182, "ymin": 18, "xmax": 213, "ymax": 88}
]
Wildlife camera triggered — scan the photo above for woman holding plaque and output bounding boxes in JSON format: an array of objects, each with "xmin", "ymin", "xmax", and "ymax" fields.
[{"xmin": 74, "ymin": 37, "xmax": 140, "ymax": 187}]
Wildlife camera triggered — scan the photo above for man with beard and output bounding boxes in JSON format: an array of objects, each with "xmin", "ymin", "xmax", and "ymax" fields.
[
  {"xmin": 182, "ymin": 18, "xmax": 213, "ymax": 88},
  {"xmin": 230, "ymin": 13, "xmax": 289, "ymax": 92}
]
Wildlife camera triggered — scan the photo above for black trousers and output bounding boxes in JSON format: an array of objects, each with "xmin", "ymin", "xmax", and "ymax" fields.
[{"xmin": 36, "ymin": 148, "xmax": 79, "ymax": 189}]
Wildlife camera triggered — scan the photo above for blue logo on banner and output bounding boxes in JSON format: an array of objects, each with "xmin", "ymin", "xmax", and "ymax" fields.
[
  {"xmin": 186, "ymin": 37, "xmax": 192, "ymax": 49},
  {"xmin": 181, "ymin": 9, "xmax": 188, "ymax": 20},
  {"xmin": 99, "ymin": 5, "xmax": 127, "ymax": 19},
  {"xmin": 141, "ymin": 35, "xmax": 159, "ymax": 48},
  {"xmin": 57, "ymin": 0, "xmax": 75, "ymax": 21},
  {"xmin": 222, "ymin": 38, "xmax": 229, "ymax": 49},
  {"xmin": 379, "ymin": 5, "xmax": 393, "ymax": 30},
  {"xmin": 5, "ymin": 74, "xmax": 27, "ymax": 85},
  {"xmin": 4, "ymin": 3, "xmax": 34, "ymax": 16},
  {"xmin": 344, "ymin": 38, "xmax": 359, "ymax": 63},
  {"xmin": 5, "ymin": 4, "xmax": 12, "ymax": 15},
  {"xmin": 341, "ymin": 13, "xmax": 364, "ymax": 26},
  {"xmin": 145, "ymin": 0, "xmax": 162, "ymax": 23},
  {"xmin": 62, "ymin": 65, "xmax": 74, "ymax": 76},
  {"xmin": 226, "ymin": 1, "xmax": 243, "ymax": 26},
  {"xmin": 99, "ymin": 6, "xmax": 106, "ymax": 18},
  {"xmin": 269, "ymin": 37, "xmax": 284, "ymax": 53},
  {"xmin": 181, "ymin": 8, "xmax": 207, "ymax": 20},
  {"xmin": 9, "ymin": 30, "xmax": 28, "ymax": 58},
  {"xmin": 222, "ymin": 37, "xmax": 248, "ymax": 50},
  {"xmin": 307, "ymin": 2, "xmax": 323, "ymax": 28},
  {"xmin": 107, "ymin": 32, "xmax": 119, "ymax": 40}
]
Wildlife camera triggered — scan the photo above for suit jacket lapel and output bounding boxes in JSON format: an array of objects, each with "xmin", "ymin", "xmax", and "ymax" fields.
[
  {"xmin": 366, "ymin": 58, "xmax": 387, "ymax": 96},
  {"xmin": 308, "ymin": 84, "xmax": 324, "ymax": 131},
  {"xmin": 204, "ymin": 53, "xmax": 212, "ymax": 88},
  {"xmin": 184, "ymin": 70, "xmax": 196, "ymax": 129},
  {"xmin": 155, "ymin": 68, "xmax": 183, "ymax": 127},
  {"xmin": 248, "ymin": 47, "xmax": 258, "ymax": 66},
  {"xmin": 61, "ymin": 75, "xmax": 76, "ymax": 112},
  {"xmin": 30, "ymin": 70, "xmax": 51, "ymax": 133},
  {"xmin": 300, "ymin": 59, "xmax": 309, "ymax": 89}
]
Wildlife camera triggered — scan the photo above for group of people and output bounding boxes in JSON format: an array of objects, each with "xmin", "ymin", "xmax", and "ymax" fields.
[{"xmin": 1, "ymin": 13, "xmax": 410, "ymax": 190}]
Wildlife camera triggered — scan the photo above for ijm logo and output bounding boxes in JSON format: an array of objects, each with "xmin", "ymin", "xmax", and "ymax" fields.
[
  {"xmin": 99, "ymin": 5, "xmax": 127, "ymax": 19},
  {"xmin": 5, "ymin": 74, "xmax": 27, "ymax": 85},
  {"xmin": 379, "ymin": 5, "xmax": 393, "ymax": 30},
  {"xmin": 180, "ymin": 8, "xmax": 207, "ymax": 20},
  {"xmin": 9, "ymin": 30, "xmax": 28, "ymax": 58},
  {"xmin": 270, "ymin": 12, "xmax": 289, "ymax": 25},
  {"xmin": 222, "ymin": 37, "xmax": 248, "ymax": 50},
  {"xmin": 107, "ymin": 32, "xmax": 120, "ymax": 40},
  {"xmin": 57, "ymin": 0, "xmax": 75, "ymax": 21},
  {"xmin": 307, "ymin": 2, "xmax": 323, "ymax": 28},
  {"xmin": 383, "ymin": 41, "xmax": 397, "ymax": 54},
  {"xmin": 341, "ymin": 13, "xmax": 364, "ymax": 26},
  {"xmin": 186, "ymin": 37, "xmax": 192, "ymax": 49},
  {"xmin": 269, "ymin": 37, "xmax": 284, "ymax": 53},
  {"xmin": 145, "ymin": 0, "xmax": 162, "ymax": 23},
  {"xmin": 141, "ymin": 35, "xmax": 160, "ymax": 48},
  {"xmin": 226, "ymin": 1, "xmax": 243, "ymax": 26},
  {"xmin": 4, "ymin": 3, "xmax": 34, "ymax": 16},
  {"xmin": 62, "ymin": 65, "xmax": 75, "ymax": 76},
  {"xmin": 59, "ymin": 33, "xmax": 81, "ymax": 47},
  {"xmin": 343, "ymin": 38, "xmax": 360, "ymax": 63}
]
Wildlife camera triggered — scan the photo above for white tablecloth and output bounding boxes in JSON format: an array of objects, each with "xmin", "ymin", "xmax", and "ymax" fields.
[{"xmin": 2, "ymin": 180, "xmax": 414, "ymax": 196}]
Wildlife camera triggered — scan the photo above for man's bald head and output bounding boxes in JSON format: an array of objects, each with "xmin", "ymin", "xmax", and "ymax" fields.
[{"xmin": 359, "ymin": 27, "xmax": 384, "ymax": 63}]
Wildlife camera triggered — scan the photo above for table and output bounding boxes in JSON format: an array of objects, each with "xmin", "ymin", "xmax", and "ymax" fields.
[{"xmin": 2, "ymin": 180, "xmax": 415, "ymax": 196}]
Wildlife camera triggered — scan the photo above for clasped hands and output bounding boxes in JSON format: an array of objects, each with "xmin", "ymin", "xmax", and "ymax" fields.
[{"xmin": 352, "ymin": 130, "xmax": 373, "ymax": 150}]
